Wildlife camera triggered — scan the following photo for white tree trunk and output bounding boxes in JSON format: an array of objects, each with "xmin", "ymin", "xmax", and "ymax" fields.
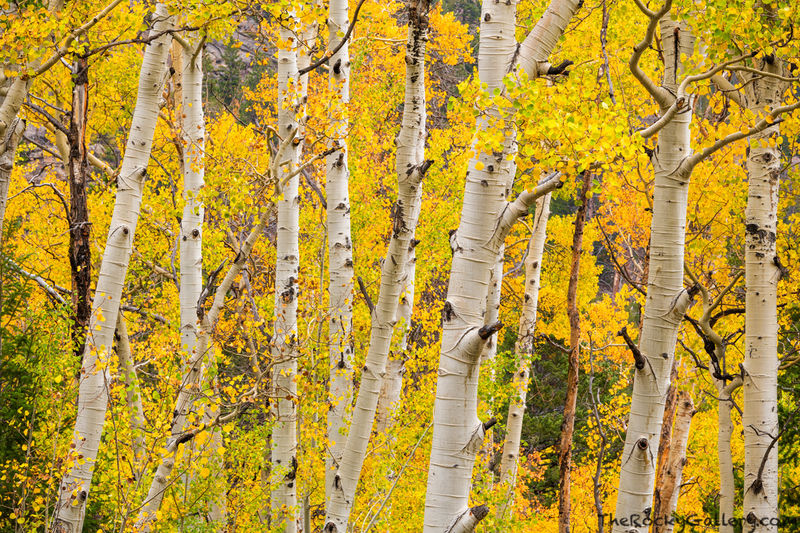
[
  {"xmin": 718, "ymin": 377, "xmax": 741, "ymax": 533},
  {"xmin": 135, "ymin": 135, "xmax": 293, "ymax": 528},
  {"xmin": 115, "ymin": 313, "xmax": 146, "ymax": 465},
  {"xmin": 325, "ymin": 0, "xmax": 355, "ymax": 503},
  {"xmin": 323, "ymin": 4, "xmax": 429, "ymax": 530},
  {"xmin": 271, "ymin": 17, "xmax": 303, "ymax": 532},
  {"xmin": 742, "ymin": 61, "xmax": 785, "ymax": 532},
  {"xmin": 612, "ymin": 18, "xmax": 696, "ymax": 532},
  {"xmin": 178, "ymin": 35, "xmax": 205, "ymax": 393},
  {"xmin": 654, "ymin": 391, "xmax": 694, "ymax": 533},
  {"xmin": 498, "ymin": 193, "xmax": 551, "ymax": 519},
  {"xmin": 423, "ymin": 0, "xmax": 578, "ymax": 528},
  {"xmin": 0, "ymin": 116, "xmax": 24, "ymax": 242},
  {"xmin": 481, "ymin": 248, "xmax": 504, "ymax": 363},
  {"xmin": 50, "ymin": 6, "xmax": 172, "ymax": 532},
  {"xmin": 375, "ymin": 241, "xmax": 416, "ymax": 434},
  {"xmin": 135, "ymin": 34, "xmax": 206, "ymax": 528}
]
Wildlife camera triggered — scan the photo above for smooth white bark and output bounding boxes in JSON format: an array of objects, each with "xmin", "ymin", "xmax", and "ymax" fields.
[
  {"xmin": 135, "ymin": 134, "xmax": 296, "ymax": 529},
  {"xmin": 51, "ymin": 6, "xmax": 172, "ymax": 532},
  {"xmin": 612, "ymin": 18, "xmax": 696, "ymax": 532},
  {"xmin": 742, "ymin": 62, "xmax": 784, "ymax": 532},
  {"xmin": 115, "ymin": 313, "xmax": 146, "ymax": 465},
  {"xmin": 323, "ymin": 4, "xmax": 429, "ymax": 530},
  {"xmin": 179, "ymin": 36, "xmax": 205, "ymax": 387},
  {"xmin": 271, "ymin": 19, "xmax": 302, "ymax": 532},
  {"xmin": 718, "ymin": 377, "xmax": 741, "ymax": 533},
  {"xmin": 423, "ymin": 0, "xmax": 578, "ymax": 528},
  {"xmin": 498, "ymin": 193, "xmax": 551, "ymax": 518},
  {"xmin": 375, "ymin": 241, "xmax": 415, "ymax": 434},
  {"xmin": 135, "ymin": 34, "xmax": 206, "ymax": 528},
  {"xmin": 326, "ymin": 0, "xmax": 355, "ymax": 502}
]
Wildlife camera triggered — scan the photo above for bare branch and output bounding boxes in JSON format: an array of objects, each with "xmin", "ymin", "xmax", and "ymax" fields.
[
  {"xmin": 628, "ymin": 0, "xmax": 673, "ymax": 107},
  {"xmin": 298, "ymin": 0, "xmax": 369, "ymax": 76}
]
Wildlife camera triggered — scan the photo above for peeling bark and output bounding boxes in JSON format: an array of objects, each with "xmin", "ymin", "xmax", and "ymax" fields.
[{"xmin": 653, "ymin": 392, "xmax": 695, "ymax": 533}]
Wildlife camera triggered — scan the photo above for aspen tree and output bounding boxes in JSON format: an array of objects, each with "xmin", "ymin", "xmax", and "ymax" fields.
[
  {"xmin": 423, "ymin": 0, "xmax": 580, "ymax": 528},
  {"xmin": 498, "ymin": 192, "xmax": 551, "ymax": 518},
  {"xmin": 271, "ymin": 16, "xmax": 303, "ymax": 532},
  {"xmin": 0, "ymin": 0, "xmax": 123, "ymax": 239},
  {"xmin": 683, "ymin": 266, "xmax": 743, "ymax": 533},
  {"xmin": 375, "ymin": 246, "xmax": 416, "ymax": 434},
  {"xmin": 324, "ymin": 2, "xmax": 431, "ymax": 529},
  {"xmin": 326, "ymin": 0, "xmax": 355, "ymax": 500},
  {"xmin": 114, "ymin": 313, "xmax": 146, "ymax": 464},
  {"xmin": 612, "ymin": 12, "xmax": 697, "ymax": 530},
  {"xmin": 135, "ymin": 31, "xmax": 206, "ymax": 529},
  {"xmin": 741, "ymin": 59, "xmax": 786, "ymax": 532},
  {"xmin": 614, "ymin": 5, "xmax": 800, "ymax": 526},
  {"xmin": 51, "ymin": 6, "xmax": 172, "ymax": 532}
]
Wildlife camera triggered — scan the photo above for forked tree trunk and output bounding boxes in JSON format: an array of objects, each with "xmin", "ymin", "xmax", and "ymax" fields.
[
  {"xmin": 558, "ymin": 171, "xmax": 591, "ymax": 532},
  {"xmin": 612, "ymin": 18, "xmax": 696, "ymax": 532},
  {"xmin": 498, "ymin": 192, "xmax": 551, "ymax": 519},
  {"xmin": 323, "ymin": 4, "xmax": 429, "ymax": 530},
  {"xmin": 423, "ymin": 0, "xmax": 579, "ymax": 529},
  {"xmin": 135, "ymin": 33, "xmax": 206, "ymax": 529},
  {"xmin": 653, "ymin": 391, "xmax": 694, "ymax": 533},
  {"xmin": 271, "ymin": 18, "xmax": 303, "ymax": 533},
  {"xmin": 742, "ymin": 58, "xmax": 785, "ymax": 532},
  {"xmin": 51, "ymin": 6, "xmax": 172, "ymax": 532},
  {"xmin": 326, "ymin": 0, "xmax": 355, "ymax": 502}
]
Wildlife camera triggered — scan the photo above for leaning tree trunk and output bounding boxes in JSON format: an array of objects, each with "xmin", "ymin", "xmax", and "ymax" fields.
[
  {"xmin": 323, "ymin": 4, "xmax": 429, "ymax": 530},
  {"xmin": 742, "ymin": 58, "xmax": 785, "ymax": 532},
  {"xmin": 114, "ymin": 313, "xmax": 146, "ymax": 465},
  {"xmin": 423, "ymin": 0, "xmax": 579, "ymax": 529},
  {"xmin": 558, "ymin": 171, "xmax": 591, "ymax": 533},
  {"xmin": 498, "ymin": 192, "xmax": 551, "ymax": 519},
  {"xmin": 325, "ymin": 0, "xmax": 355, "ymax": 503},
  {"xmin": 134, "ymin": 33, "xmax": 206, "ymax": 530},
  {"xmin": 375, "ymin": 241, "xmax": 416, "ymax": 434},
  {"xmin": 612, "ymin": 18, "xmax": 696, "ymax": 532},
  {"xmin": 271, "ymin": 18, "xmax": 303, "ymax": 533},
  {"xmin": 653, "ymin": 391, "xmax": 694, "ymax": 533},
  {"xmin": 51, "ymin": 6, "xmax": 172, "ymax": 532},
  {"xmin": 0, "ymin": 80, "xmax": 30, "ymax": 242}
]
